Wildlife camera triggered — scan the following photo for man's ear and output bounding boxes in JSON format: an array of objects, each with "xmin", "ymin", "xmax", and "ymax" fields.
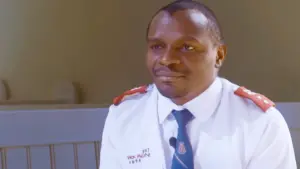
[{"xmin": 215, "ymin": 45, "xmax": 227, "ymax": 68}]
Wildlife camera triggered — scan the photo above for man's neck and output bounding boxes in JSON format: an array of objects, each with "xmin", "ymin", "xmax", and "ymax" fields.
[{"xmin": 171, "ymin": 78, "xmax": 217, "ymax": 105}]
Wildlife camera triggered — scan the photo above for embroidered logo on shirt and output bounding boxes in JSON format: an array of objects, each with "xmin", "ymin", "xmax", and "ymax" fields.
[
  {"xmin": 178, "ymin": 142, "xmax": 186, "ymax": 154},
  {"xmin": 127, "ymin": 148, "xmax": 151, "ymax": 164}
]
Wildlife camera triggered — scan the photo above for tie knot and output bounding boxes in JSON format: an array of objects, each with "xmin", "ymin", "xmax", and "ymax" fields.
[{"xmin": 172, "ymin": 109, "xmax": 194, "ymax": 127}]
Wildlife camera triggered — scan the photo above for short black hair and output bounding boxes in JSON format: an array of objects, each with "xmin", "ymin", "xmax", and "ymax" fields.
[{"xmin": 147, "ymin": 0, "xmax": 224, "ymax": 45}]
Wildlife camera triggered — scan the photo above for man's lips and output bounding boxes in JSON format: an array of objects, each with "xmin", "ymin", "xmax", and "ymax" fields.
[
  {"xmin": 154, "ymin": 71, "xmax": 185, "ymax": 82},
  {"xmin": 154, "ymin": 69, "xmax": 184, "ymax": 77}
]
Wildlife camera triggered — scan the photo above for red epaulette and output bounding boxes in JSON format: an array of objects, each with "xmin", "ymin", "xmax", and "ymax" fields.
[
  {"xmin": 113, "ymin": 85, "xmax": 148, "ymax": 106},
  {"xmin": 234, "ymin": 86, "xmax": 275, "ymax": 112}
]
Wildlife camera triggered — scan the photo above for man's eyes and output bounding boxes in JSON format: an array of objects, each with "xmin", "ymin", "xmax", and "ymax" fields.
[{"xmin": 149, "ymin": 43, "xmax": 196, "ymax": 52}]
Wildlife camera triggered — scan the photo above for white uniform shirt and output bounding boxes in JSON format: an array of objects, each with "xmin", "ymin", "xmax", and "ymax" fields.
[{"xmin": 99, "ymin": 77, "xmax": 297, "ymax": 169}]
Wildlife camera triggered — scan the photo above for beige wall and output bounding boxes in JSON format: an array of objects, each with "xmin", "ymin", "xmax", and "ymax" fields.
[
  {"xmin": 204, "ymin": 0, "xmax": 300, "ymax": 102},
  {"xmin": 0, "ymin": 0, "xmax": 299, "ymax": 104}
]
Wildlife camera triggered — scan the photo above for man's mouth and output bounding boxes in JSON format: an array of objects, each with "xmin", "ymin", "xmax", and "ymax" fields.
[
  {"xmin": 156, "ymin": 75, "xmax": 183, "ymax": 82},
  {"xmin": 154, "ymin": 71, "xmax": 185, "ymax": 82}
]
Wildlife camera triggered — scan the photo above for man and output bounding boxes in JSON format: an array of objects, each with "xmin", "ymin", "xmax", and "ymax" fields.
[{"xmin": 100, "ymin": 0, "xmax": 297, "ymax": 168}]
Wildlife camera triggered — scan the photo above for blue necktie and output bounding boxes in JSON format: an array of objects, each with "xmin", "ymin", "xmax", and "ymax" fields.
[{"xmin": 171, "ymin": 109, "xmax": 194, "ymax": 169}]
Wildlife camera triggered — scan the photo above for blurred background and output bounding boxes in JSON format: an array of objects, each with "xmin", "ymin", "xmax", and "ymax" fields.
[
  {"xmin": 0, "ymin": 0, "xmax": 299, "ymax": 168},
  {"xmin": 0, "ymin": 0, "xmax": 299, "ymax": 104}
]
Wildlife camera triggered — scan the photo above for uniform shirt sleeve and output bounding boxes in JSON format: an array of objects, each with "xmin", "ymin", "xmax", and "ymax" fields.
[
  {"xmin": 99, "ymin": 105, "xmax": 121, "ymax": 169},
  {"xmin": 247, "ymin": 108, "xmax": 297, "ymax": 169}
]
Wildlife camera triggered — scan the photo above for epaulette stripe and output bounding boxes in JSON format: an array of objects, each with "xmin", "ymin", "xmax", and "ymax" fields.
[
  {"xmin": 113, "ymin": 85, "xmax": 148, "ymax": 105},
  {"xmin": 234, "ymin": 86, "xmax": 275, "ymax": 112}
]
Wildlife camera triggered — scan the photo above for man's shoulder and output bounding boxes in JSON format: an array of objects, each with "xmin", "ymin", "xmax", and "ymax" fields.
[
  {"xmin": 222, "ymin": 78, "xmax": 285, "ymax": 129},
  {"xmin": 106, "ymin": 84, "xmax": 155, "ymax": 118},
  {"xmin": 222, "ymin": 78, "xmax": 275, "ymax": 113},
  {"xmin": 103, "ymin": 84, "xmax": 156, "ymax": 140},
  {"xmin": 112, "ymin": 84, "xmax": 154, "ymax": 106}
]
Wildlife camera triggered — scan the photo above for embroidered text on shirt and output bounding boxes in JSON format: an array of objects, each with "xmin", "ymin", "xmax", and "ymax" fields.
[{"xmin": 127, "ymin": 148, "xmax": 151, "ymax": 164}]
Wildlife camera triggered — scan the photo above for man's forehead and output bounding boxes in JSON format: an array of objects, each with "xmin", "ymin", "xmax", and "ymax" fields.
[{"xmin": 148, "ymin": 9, "xmax": 210, "ymax": 38}]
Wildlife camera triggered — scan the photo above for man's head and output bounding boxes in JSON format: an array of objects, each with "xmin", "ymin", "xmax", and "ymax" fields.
[{"xmin": 146, "ymin": 0, "xmax": 227, "ymax": 104}]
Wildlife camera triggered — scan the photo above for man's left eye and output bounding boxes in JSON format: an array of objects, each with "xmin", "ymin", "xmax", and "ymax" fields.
[{"xmin": 181, "ymin": 44, "xmax": 195, "ymax": 51}]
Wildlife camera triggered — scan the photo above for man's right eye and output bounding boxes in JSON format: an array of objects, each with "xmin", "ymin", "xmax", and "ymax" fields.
[{"xmin": 150, "ymin": 44, "xmax": 164, "ymax": 50}]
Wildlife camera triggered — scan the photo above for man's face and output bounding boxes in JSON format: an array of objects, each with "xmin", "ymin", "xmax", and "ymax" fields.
[{"xmin": 146, "ymin": 9, "xmax": 226, "ymax": 102}]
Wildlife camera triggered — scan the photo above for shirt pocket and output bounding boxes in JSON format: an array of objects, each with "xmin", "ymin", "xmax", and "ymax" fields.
[
  {"xmin": 194, "ymin": 133, "xmax": 241, "ymax": 169},
  {"xmin": 116, "ymin": 124, "xmax": 165, "ymax": 169}
]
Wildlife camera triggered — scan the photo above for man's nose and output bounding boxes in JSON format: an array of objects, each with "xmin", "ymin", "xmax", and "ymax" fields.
[{"xmin": 159, "ymin": 49, "xmax": 180, "ymax": 66}]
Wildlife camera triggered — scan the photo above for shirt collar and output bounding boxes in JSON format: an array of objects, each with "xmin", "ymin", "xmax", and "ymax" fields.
[{"xmin": 157, "ymin": 77, "xmax": 223, "ymax": 124}]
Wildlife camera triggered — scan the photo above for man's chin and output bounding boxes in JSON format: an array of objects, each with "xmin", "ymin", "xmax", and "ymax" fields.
[{"xmin": 155, "ymin": 83, "xmax": 184, "ymax": 99}]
